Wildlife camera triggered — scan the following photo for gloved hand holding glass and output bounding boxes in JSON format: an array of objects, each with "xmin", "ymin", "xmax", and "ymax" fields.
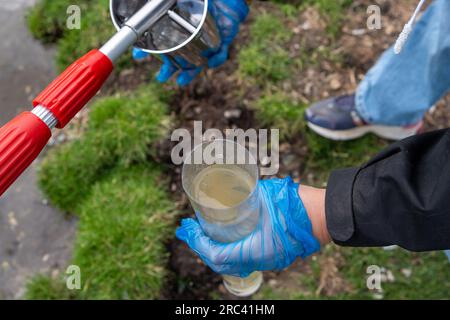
[
  {"xmin": 177, "ymin": 139, "xmax": 326, "ymax": 296},
  {"xmin": 177, "ymin": 177, "xmax": 322, "ymax": 278}
]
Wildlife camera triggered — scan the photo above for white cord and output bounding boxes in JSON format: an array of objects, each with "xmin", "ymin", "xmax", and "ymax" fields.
[{"xmin": 394, "ymin": 0, "xmax": 427, "ymax": 54}]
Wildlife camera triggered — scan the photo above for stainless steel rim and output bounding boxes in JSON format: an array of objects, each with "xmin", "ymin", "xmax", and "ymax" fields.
[{"xmin": 109, "ymin": 0, "xmax": 209, "ymax": 55}]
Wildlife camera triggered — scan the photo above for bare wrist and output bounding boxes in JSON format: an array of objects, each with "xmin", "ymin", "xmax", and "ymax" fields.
[{"xmin": 298, "ymin": 185, "xmax": 331, "ymax": 246}]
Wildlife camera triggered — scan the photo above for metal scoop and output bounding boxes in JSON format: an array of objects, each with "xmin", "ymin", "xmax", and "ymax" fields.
[
  {"xmin": 0, "ymin": 0, "xmax": 220, "ymax": 197},
  {"xmin": 110, "ymin": 0, "xmax": 220, "ymax": 66}
]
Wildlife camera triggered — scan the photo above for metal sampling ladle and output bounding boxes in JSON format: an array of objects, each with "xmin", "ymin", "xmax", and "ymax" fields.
[
  {"xmin": 110, "ymin": 0, "xmax": 220, "ymax": 66},
  {"xmin": 0, "ymin": 0, "xmax": 217, "ymax": 196}
]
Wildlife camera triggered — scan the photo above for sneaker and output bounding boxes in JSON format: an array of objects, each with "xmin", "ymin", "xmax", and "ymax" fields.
[{"xmin": 305, "ymin": 94, "xmax": 423, "ymax": 141}]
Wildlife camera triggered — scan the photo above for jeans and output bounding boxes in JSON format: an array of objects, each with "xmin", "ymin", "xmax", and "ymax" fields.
[
  {"xmin": 356, "ymin": 0, "xmax": 450, "ymax": 126},
  {"xmin": 356, "ymin": 0, "xmax": 450, "ymax": 260}
]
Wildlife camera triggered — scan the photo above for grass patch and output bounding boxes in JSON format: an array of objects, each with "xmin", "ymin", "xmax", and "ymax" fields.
[
  {"xmin": 28, "ymin": 0, "xmax": 131, "ymax": 71},
  {"xmin": 241, "ymin": 2, "xmax": 379, "ymax": 179},
  {"xmin": 255, "ymin": 246, "xmax": 450, "ymax": 300},
  {"xmin": 28, "ymin": 165, "xmax": 176, "ymax": 299},
  {"xmin": 73, "ymin": 165, "xmax": 176, "ymax": 299},
  {"xmin": 302, "ymin": 0, "xmax": 353, "ymax": 36},
  {"xmin": 305, "ymin": 132, "xmax": 387, "ymax": 182},
  {"xmin": 27, "ymin": 0, "xmax": 92, "ymax": 43},
  {"xmin": 86, "ymin": 84, "xmax": 172, "ymax": 165},
  {"xmin": 254, "ymin": 91, "xmax": 306, "ymax": 140},
  {"xmin": 38, "ymin": 84, "xmax": 172, "ymax": 212},
  {"xmin": 38, "ymin": 138, "xmax": 114, "ymax": 213},
  {"xmin": 338, "ymin": 247, "xmax": 450, "ymax": 299},
  {"xmin": 55, "ymin": 0, "xmax": 132, "ymax": 71},
  {"xmin": 268, "ymin": 0, "xmax": 353, "ymax": 36},
  {"xmin": 238, "ymin": 12, "xmax": 293, "ymax": 84},
  {"xmin": 26, "ymin": 275, "xmax": 80, "ymax": 300}
]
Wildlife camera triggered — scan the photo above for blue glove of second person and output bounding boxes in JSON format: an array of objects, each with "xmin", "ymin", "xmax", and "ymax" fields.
[
  {"xmin": 176, "ymin": 177, "xmax": 321, "ymax": 278},
  {"xmin": 133, "ymin": 0, "xmax": 249, "ymax": 86}
]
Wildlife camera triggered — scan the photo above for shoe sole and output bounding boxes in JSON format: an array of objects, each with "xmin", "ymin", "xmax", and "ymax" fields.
[{"xmin": 307, "ymin": 121, "xmax": 423, "ymax": 141}]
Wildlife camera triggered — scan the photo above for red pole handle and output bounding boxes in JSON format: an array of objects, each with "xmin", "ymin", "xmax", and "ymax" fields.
[
  {"xmin": 0, "ymin": 112, "xmax": 51, "ymax": 196},
  {"xmin": 34, "ymin": 49, "xmax": 113, "ymax": 128},
  {"xmin": 0, "ymin": 50, "xmax": 113, "ymax": 196}
]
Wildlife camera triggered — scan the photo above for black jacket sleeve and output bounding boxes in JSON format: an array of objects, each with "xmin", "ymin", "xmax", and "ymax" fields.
[{"xmin": 325, "ymin": 128, "xmax": 450, "ymax": 251}]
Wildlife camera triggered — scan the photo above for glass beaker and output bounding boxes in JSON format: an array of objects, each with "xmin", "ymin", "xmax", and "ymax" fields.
[{"xmin": 182, "ymin": 139, "xmax": 263, "ymax": 297}]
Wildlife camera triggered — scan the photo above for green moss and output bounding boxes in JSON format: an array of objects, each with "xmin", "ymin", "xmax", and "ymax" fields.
[{"xmin": 38, "ymin": 84, "xmax": 172, "ymax": 212}]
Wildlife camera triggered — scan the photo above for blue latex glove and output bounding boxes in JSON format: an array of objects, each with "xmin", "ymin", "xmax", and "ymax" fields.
[
  {"xmin": 133, "ymin": 0, "xmax": 249, "ymax": 86},
  {"xmin": 176, "ymin": 177, "xmax": 321, "ymax": 277}
]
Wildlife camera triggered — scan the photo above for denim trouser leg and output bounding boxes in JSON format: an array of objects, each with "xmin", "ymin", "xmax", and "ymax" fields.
[{"xmin": 356, "ymin": 0, "xmax": 450, "ymax": 126}]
